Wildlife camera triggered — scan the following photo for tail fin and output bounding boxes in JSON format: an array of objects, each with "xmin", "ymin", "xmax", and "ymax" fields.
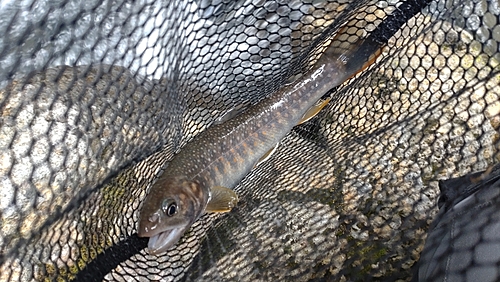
[{"xmin": 343, "ymin": 36, "xmax": 384, "ymax": 79}]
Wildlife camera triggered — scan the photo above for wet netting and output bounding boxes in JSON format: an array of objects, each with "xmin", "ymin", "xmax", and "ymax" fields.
[{"xmin": 0, "ymin": 0, "xmax": 499, "ymax": 281}]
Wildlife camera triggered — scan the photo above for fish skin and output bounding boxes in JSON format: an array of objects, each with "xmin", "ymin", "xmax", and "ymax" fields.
[{"xmin": 138, "ymin": 36, "xmax": 375, "ymax": 255}]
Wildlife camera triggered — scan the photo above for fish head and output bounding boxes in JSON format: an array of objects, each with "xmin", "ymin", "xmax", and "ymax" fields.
[{"xmin": 138, "ymin": 175, "xmax": 209, "ymax": 255}]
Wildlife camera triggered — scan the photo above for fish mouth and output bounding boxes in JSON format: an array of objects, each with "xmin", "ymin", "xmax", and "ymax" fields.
[{"xmin": 147, "ymin": 227, "xmax": 188, "ymax": 255}]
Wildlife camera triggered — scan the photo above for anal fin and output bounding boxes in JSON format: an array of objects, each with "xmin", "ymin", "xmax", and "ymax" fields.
[
  {"xmin": 298, "ymin": 97, "xmax": 331, "ymax": 125},
  {"xmin": 206, "ymin": 186, "xmax": 239, "ymax": 213},
  {"xmin": 254, "ymin": 143, "xmax": 279, "ymax": 168}
]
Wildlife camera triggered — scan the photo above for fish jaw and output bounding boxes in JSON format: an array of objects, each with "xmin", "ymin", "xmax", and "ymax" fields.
[
  {"xmin": 137, "ymin": 206, "xmax": 192, "ymax": 255},
  {"xmin": 147, "ymin": 225, "xmax": 190, "ymax": 255}
]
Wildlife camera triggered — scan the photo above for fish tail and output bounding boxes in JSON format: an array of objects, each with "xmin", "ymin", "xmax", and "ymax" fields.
[{"xmin": 343, "ymin": 36, "xmax": 384, "ymax": 78}]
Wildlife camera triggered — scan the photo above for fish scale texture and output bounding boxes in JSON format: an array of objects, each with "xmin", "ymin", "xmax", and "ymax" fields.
[{"xmin": 0, "ymin": 0, "xmax": 499, "ymax": 281}]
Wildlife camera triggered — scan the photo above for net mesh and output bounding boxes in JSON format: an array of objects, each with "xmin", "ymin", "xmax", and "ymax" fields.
[{"xmin": 0, "ymin": 0, "xmax": 499, "ymax": 281}]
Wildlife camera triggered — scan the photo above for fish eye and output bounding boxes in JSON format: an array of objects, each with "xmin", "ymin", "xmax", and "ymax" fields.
[{"xmin": 161, "ymin": 199, "xmax": 178, "ymax": 217}]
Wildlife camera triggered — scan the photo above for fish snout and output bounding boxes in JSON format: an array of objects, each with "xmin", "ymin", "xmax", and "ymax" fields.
[{"xmin": 137, "ymin": 211, "xmax": 160, "ymax": 237}]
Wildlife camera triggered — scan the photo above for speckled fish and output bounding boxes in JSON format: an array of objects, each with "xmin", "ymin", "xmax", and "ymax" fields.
[{"xmin": 138, "ymin": 32, "xmax": 381, "ymax": 255}]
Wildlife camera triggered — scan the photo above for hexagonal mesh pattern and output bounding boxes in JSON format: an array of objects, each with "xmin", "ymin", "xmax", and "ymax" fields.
[{"xmin": 0, "ymin": 0, "xmax": 499, "ymax": 281}]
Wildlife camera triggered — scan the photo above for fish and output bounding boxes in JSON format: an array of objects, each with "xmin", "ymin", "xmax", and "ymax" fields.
[{"xmin": 138, "ymin": 29, "xmax": 382, "ymax": 255}]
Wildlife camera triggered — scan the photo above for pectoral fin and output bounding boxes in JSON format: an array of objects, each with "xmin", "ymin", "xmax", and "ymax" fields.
[
  {"xmin": 206, "ymin": 186, "xmax": 239, "ymax": 213},
  {"xmin": 298, "ymin": 97, "xmax": 331, "ymax": 125}
]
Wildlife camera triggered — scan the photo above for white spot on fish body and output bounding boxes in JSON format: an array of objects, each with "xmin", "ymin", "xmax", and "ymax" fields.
[
  {"xmin": 294, "ymin": 64, "xmax": 326, "ymax": 90},
  {"xmin": 311, "ymin": 64, "xmax": 325, "ymax": 80},
  {"xmin": 270, "ymin": 100, "xmax": 285, "ymax": 111}
]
